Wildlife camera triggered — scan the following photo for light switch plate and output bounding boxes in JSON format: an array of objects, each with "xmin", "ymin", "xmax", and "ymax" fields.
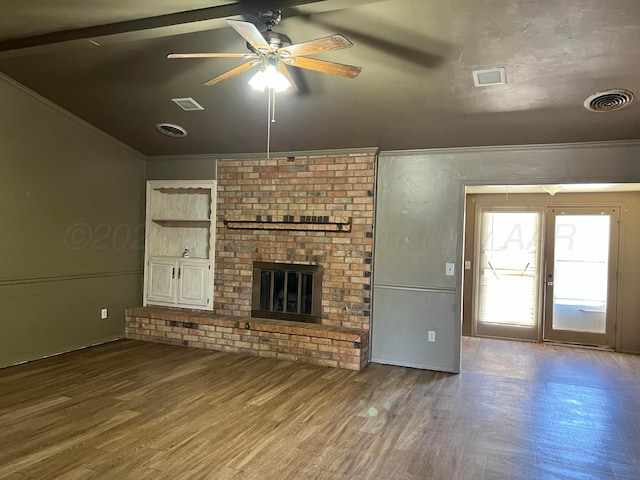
[{"xmin": 445, "ymin": 263, "xmax": 455, "ymax": 276}]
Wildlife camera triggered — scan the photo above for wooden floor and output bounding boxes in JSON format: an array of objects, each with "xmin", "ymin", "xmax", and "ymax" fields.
[{"xmin": 1, "ymin": 338, "xmax": 639, "ymax": 480}]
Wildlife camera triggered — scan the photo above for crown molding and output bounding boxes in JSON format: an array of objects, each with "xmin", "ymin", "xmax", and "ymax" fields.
[
  {"xmin": 147, "ymin": 146, "xmax": 380, "ymax": 162},
  {"xmin": 381, "ymin": 139, "xmax": 640, "ymax": 157}
]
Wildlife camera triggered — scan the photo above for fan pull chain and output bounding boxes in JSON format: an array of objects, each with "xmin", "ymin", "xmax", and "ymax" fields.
[
  {"xmin": 266, "ymin": 88, "xmax": 272, "ymax": 158},
  {"xmin": 272, "ymin": 88, "xmax": 277, "ymax": 123},
  {"xmin": 265, "ymin": 88, "xmax": 278, "ymax": 159}
]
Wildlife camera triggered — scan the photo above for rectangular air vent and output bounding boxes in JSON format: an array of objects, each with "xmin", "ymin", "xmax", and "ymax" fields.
[
  {"xmin": 472, "ymin": 67, "xmax": 507, "ymax": 87},
  {"xmin": 171, "ymin": 97, "xmax": 204, "ymax": 111}
]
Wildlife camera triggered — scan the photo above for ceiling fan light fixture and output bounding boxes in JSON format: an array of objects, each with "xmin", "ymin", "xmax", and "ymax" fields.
[{"xmin": 249, "ymin": 64, "xmax": 291, "ymax": 92}]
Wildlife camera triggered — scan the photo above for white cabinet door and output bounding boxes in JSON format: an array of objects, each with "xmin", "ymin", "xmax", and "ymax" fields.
[
  {"xmin": 146, "ymin": 257, "xmax": 211, "ymax": 308},
  {"xmin": 178, "ymin": 259, "xmax": 210, "ymax": 307},
  {"xmin": 148, "ymin": 258, "xmax": 177, "ymax": 304}
]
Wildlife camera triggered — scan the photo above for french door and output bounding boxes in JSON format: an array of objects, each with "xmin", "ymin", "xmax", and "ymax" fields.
[
  {"xmin": 543, "ymin": 207, "xmax": 619, "ymax": 347},
  {"xmin": 473, "ymin": 205, "xmax": 619, "ymax": 347},
  {"xmin": 473, "ymin": 207, "xmax": 543, "ymax": 341}
]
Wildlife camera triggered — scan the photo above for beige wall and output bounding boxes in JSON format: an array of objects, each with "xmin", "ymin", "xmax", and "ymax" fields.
[
  {"xmin": 463, "ymin": 192, "xmax": 640, "ymax": 353},
  {"xmin": 0, "ymin": 74, "xmax": 145, "ymax": 367}
]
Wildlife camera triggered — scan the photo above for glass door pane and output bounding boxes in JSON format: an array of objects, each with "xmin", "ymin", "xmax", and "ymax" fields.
[
  {"xmin": 474, "ymin": 208, "xmax": 542, "ymax": 341},
  {"xmin": 544, "ymin": 208, "xmax": 619, "ymax": 347},
  {"xmin": 552, "ymin": 215, "xmax": 609, "ymax": 333}
]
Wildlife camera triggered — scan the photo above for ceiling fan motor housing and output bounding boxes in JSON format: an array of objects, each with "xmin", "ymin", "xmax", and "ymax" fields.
[
  {"xmin": 265, "ymin": 31, "xmax": 291, "ymax": 49},
  {"xmin": 246, "ymin": 31, "xmax": 292, "ymax": 53}
]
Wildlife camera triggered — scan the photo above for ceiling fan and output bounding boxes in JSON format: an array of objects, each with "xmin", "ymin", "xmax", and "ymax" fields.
[{"xmin": 167, "ymin": 9, "xmax": 362, "ymax": 92}]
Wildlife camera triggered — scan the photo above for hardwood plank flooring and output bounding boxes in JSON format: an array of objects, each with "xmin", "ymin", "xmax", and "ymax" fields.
[{"xmin": 1, "ymin": 338, "xmax": 639, "ymax": 479}]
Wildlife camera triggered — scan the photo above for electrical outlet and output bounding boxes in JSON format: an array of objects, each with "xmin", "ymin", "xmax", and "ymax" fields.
[
  {"xmin": 428, "ymin": 330, "xmax": 436, "ymax": 342},
  {"xmin": 101, "ymin": 308, "xmax": 108, "ymax": 319}
]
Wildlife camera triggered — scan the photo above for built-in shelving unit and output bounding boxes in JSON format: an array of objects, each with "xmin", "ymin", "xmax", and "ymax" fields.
[{"xmin": 143, "ymin": 181, "xmax": 216, "ymax": 310}]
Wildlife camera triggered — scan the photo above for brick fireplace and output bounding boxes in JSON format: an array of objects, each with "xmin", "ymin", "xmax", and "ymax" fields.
[
  {"xmin": 126, "ymin": 149, "xmax": 376, "ymax": 370},
  {"xmin": 215, "ymin": 150, "xmax": 376, "ymax": 331}
]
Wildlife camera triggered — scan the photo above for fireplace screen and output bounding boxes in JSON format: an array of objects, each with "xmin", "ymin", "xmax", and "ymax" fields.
[{"xmin": 252, "ymin": 262, "xmax": 322, "ymax": 323}]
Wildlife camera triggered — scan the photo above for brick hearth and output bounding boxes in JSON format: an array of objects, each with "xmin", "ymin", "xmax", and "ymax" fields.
[{"xmin": 126, "ymin": 307, "xmax": 369, "ymax": 370}]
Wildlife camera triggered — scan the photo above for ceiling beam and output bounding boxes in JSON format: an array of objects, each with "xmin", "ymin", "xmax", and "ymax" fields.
[
  {"xmin": 0, "ymin": 0, "xmax": 380, "ymax": 55},
  {"xmin": 0, "ymin": 1, "xmax": 314, "ymax": 52}
]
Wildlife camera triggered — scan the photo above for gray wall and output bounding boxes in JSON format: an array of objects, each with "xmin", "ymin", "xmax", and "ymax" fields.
[
  {"xmin": 0, "ymin": 74, "xmax": 145, "ymax": 368},
  {"xmin": 145, "ymin": 155, "xmax": 216, "ymax": 180},
  {"xmin": 372, "ymin": 142, "xmax": 640, "ymax": 373}
]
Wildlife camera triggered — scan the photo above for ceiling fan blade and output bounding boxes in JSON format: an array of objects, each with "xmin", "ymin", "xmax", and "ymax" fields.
[
  {"xmin": 277, "ymin": 62, "xmax": 298, "ymax": 92},
  {"xmin": 240, "ymin": 12, "xmax": 267, "ymax": 32},
  {"xmin": 226, "ymin": 19, "xmax": 272, "ymax": 53},
  {"xmin": 202, "ymin": 61, "xmax": 256, "ymax": 86},
  {"xmin": 168, "ymin": 52, "xmax": 248, "ymax": 59},
  {"xmin": 303, "ymin": 18, "xmax": 445, "ymax": 68},
  {"xmin": 286, "ymin": 57, "xmax": 362, "ymax": 78},
  {"xmin": 278, "ymin": 34, "xmax": 352, "ymax": 57},
  {"xmin": 328, "ymin": 26, "xmax": 444, "ymax": 68}
]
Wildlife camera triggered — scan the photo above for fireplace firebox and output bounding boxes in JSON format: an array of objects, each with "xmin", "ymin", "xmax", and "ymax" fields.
[{"xmin": 252, "ymin": 262, "xmax": 322, "ymax": 324}]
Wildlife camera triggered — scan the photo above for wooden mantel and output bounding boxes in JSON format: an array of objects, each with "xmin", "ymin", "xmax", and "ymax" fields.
[{"xmin": 224, "ymin": 215, "xmax": 352, "ymax": 232}]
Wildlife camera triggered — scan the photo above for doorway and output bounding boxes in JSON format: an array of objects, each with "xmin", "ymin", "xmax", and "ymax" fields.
[{"xmin": 469, "ymin": 196, "xmax": 620, "ymax": 349}]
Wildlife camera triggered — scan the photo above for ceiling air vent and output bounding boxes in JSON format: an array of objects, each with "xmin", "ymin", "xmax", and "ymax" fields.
[
  {"xmin": 472, "ymin": 67, "xmax": 507, "ymax": 87},
  {"xmin": 156, "ymin": 123, "xmax": 187, "ymax": 137},
  {"xmin": 171, "ymin": 97, "xmax": 204, "ymax": 111},
  {"xmin": 584, "ymin": 89, "xmax": 634, "ymax": 112}
]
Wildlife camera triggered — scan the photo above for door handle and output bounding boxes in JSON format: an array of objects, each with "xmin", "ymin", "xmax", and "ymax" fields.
[{"xmin": 547, "ymin": 281, "xmax": 553, "ymax": 286}]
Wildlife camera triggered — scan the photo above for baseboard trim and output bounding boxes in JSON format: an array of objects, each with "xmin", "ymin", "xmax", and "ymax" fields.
[{"xmin": 0, "ymin": 336, "xmax": 124, "ymax": 370}]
